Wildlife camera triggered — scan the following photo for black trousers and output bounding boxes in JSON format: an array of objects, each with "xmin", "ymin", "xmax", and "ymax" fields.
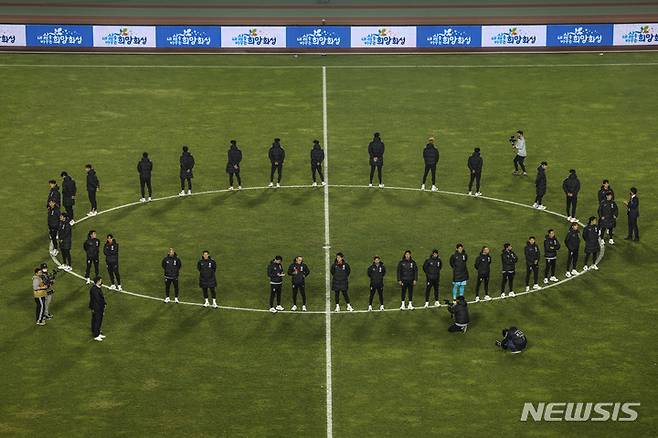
[
  {"xmin": 448, "ymin": 323, "xmax": 467, "ymax": 333},
  {"xmin": 140, "ymin": 177, "xmax": 152, "ymax": 198},
  {"xmin": 180, "ymin": 176, "xmax": 192, "ymax": 191},
  {"xmin": 85, "ymin": 257, "xmax": 99, "ymax": 278},
  {"xmin": 627, "ymin": 216, "xmax": 639, "ymax": 239},
  {"xmin": 270, "ymin": 163, "xmax": 283, "ymax": 183},
  {"xmin": 400, "ymin": 281, "xmax": 414, "ymax": 302},
  {"xmin": 501, "ymin": 272, "xmax": 515, "ymax": 292},
  {"xmin": 107, "ymin": 262, "xmax": 121, "ymax": 285},
  {"xmin": 269, "ymin": 283, "xmax": 282, "ymax": 307},
  {"xmin": 292, "ymin": 284, "xmax": 306, "ymax": 306},
  {"xmin": 312, "ymin": 164, "xmax": 324, "ymax": 182},
  {"xmin": 334, "ymin": 288, "xmax": 350, "ymax": 304},
  {"xmin": 369, "ymin": 162, "xmax": 383, "ymax": 184},
  {"xmin": 513, "ymin": 155, "xmax": 526, "ymax": 172},
  {"xmin": 48, "ymin": 227, "xmax": 58, "ymax": 249},
  {"xmin": 229, "ymin": 172, "xmax": 242, "ymax": 187},
  {"xmin": 535, "ymin": 188, "xmax": 546, "ymax": 205},
  {"xmin": 600, "ymin": 226, "xmax": 614, "ymax": 239},
  {"xmin": 468, "ymin": 172, "xmax": 481, "ymax": 192},
  {"xmin": 475, "ymin": 275, "xmax": 489, "ymax": 296},
  {"xmin": 422, "ymin": 164, "xmax": 436, "ymax": 185},
  {"xmin": 202, "ymin": 287, "xmax": 216, "ymax": 299},
  {"xmin": 369, "ymin": 286, "xmax": 384, "ymax": 306},
  {"xmin": 544, "ymin": 259, "xmax": 556, "ymax": 278},
  {"xmin": 61, "ymin": 248, "xmax": 72, "ymax": 266},
  {"xmin": 91, "ymin": 310, "xmax": 103, "ymax": 337},
  {"xmin": 566, "ymin": 250, "xmax": 578, "ymax": 270},
  {"xmin": 63, "ymin": 202, "xmax": 74, "ymax": 219},
  {"xmin": 35, "ymin": 297, "xmax": 46, "ymax": 322},
  {"xmin": 88, "ymin": 190, "xmax": 97, "ymax": 211},
  {"xmin": 165, "ymin": 279, "xmax": 179, "ymax": 298},
  {"xmin": 566, "ymin": 195, "xmax": 577, "ymax": 217},
  {"xmin": 425, "ymin": 279, "xmax": 439, "ymax": 302},
  {"xmin": 584, "ymin": 251, "xmax": 599, "ymax": 266},
  {"xmin": 525, "ymin": 264, "xmax": 539, "ymax": 286}
]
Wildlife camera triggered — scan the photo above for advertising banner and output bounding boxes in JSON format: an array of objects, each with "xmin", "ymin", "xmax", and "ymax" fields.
[
  {"xmin": 613, "ymin": 23, "xmax": 658, "ymax": 45},
  {"xmin": 482, "ymin": 25, "xmax": 546, "ymax": 47},
  {"xmin": 417, "ymin": 26, "xmax": 481, "ymax": 48},
  {"xmin": 221, "ymin": 27, "xmax": 286, "ymax": 48},
  {"xmin": 0, "ymin": 24, "xmax": 26, "ymax": 47},
  {"xmin": 351, "ymin": 26, "xmax": 416, "ymax": 48},
  {"xmin": 27, "ymin": 25, "xmax": 93, "ymax": 47},
  {"xmin": 547, "ymin": 24, "xmax": 613, "ymax": 46},
  {"xmin": 286, "ymin": 26, "xmax": 350, "ymax": 49},
  {"xmin": 93, "ymin": 26, "xmax": 156, "ymax": 48},
  {"xmin": 156, "ymin": 26, "xmax": 221, "ymax": 48}
]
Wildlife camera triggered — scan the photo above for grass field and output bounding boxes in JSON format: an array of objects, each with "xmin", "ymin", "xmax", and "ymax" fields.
[{"xmin": 0, "ymin": 52, "xmax": 656, "ymax": 437}]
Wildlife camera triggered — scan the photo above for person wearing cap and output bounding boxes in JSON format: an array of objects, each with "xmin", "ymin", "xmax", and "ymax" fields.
[
  {"xmin": 268, "ymin": 138, "xmax": 285, "ymax": 188},
  {"xmin": 562, "ymin": 169, "xmax": 581, "ymax": 222},
  {"xmin": 310, "ymin": 139, "xmax": 325, "ymax": 187},
  {"xmin": 467, "ymin": 147, "xmax": 483, "ymax": 196},
  {"xmin": 179, "ymin": 145, "xmax": 195, "ymax": 196},
  {"xmin": 58, "ymin": 212, "xmax": 73, "ymax": 270},
  {"xmin": 533, "ymin": 161, "xmax": 548, "ymax": 210},
  {"xmin": 496, "ymin": 326, "xmax": 527, "ymax": 353},
  {"xmin": 422, "ymin": 249, "xmax": 442, "ymax": 307},
  {"xmin": 137, "ymin": 151, "xmax": 153, "ymax": 202},
  {"xmin": 103, "ymin": 234, "xmax": 122, "ymax": 291},
  {"xmin": 367, "ymin": 132, "xmax": 385, "ymax": 188},
  {"xmin": 226, "ymin": 140, "xmax": 243, "ymax": 190},
  {"xmin": 40, "ymin": 263, "xmax": 55, "ymax": 319},
  {"xmin": 421, "ymin": 137, "xmax": 439, "ymax": 191},
  {"xmin": 85, "ymin": 164, "xmax": 100, "ymax": 216},
  {"xmin": 598, "ymin": 191, "xmax": 618, "ymax": 245},
  {"xmin": 512, "ymin": 130, "xmax": 527, "ymax": 176},
  {"xmin": 33, "ymin": 267, "xmax": 48, "ymax": 326},
  {"xmin": 47, "ymin": 199, "xmax": 60, "ymax": 257},
  {"xmin": 367, "ymin": 255, "xmax": 386, "ymax": 311},
  {"xmin": 47, "ymin": 179, "xmax": 61, "ymax": 208},
  {"xmin": 447, "ymin": 296, "xmax": 469, "ymax": 333},
  {"xmin": 623, "ymin": 187, "xmax": 640, "ymax": 241},
  {"xmin": 89, "ymin": 276, "xmax": 106, "ymax": 341},
  {"xmin": 60, "ymin": 171, "xmax": 77, "ymax": 220}
]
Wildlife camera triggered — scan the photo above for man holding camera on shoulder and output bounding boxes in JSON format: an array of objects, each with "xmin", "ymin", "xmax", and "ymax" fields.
[
  {"xmin": 510, "ymin": 130, "xmax": 527, "ymax": 176},
  {"xmin": 446, "ymin": 295, "xmax": 469, "ymax": 333}
]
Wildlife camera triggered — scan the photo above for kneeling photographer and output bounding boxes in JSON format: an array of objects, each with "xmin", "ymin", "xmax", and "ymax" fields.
[
  {"xmin": 446, "ymin": 295, "xmax": 469, "ymax": 333},
  {"xmin": 496, "ymin": 326, "xmax": 527, "ymax": 353}
]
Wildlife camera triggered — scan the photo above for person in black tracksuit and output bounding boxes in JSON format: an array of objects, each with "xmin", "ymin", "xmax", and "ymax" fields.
[
  {"xmin": 89, "ymin": 276, "xmax": 106, "ymax": 341},
  {"xmin": 198, "ymin": 251, "xmax": 217, "ymax": 307},
  {"xmin": 85, "ymin": 164, "xmax": 100, "ymax": 214},
  {"xmin": 137, "ymin": 152, "xmax": 153, "ymax": 200},
  {"xmin": 162, "ymin": 248, "xmax": 182, "ymax": 302},
  {"xmin": 582, "ymin": 217, "xmax": 600, "ymax": 269},
  {"xmin": 447, "ymin": 296, "xmax": 469, "ymax": 333},
  {"xmin": 543, "ymin": 229, "xmax": 560, "ymax": 283},
  {"xmin": 421, "ymin": 137, "xmax": 439, "ymax": 190},
  {"xmin": 496, "ymin": 326, "xmax": 527, "ymax": 353},
  {"xmin": 534, "ymin": 162, "xmax": 548, "ymax": 208},
  {"xmin": 60, "ymin": 171, "xmax": 77, "ymax": 220},
  {"xmin": 311, "ymin": 140, "xmax": 325, "ymax": 185},
  {"xmin": 83, "ymin": 230, "xmax": 100, "ymax": 281},
  {"xmin": 397, "ymin": 250, "xmax": 419, "ymax": 309},
  {"xmin": 598, "ymin": 191, "xmax": 618, "ymax": 243},
  {"xmin": 58, "ymin": 213, "xmax": 72, "ymax": 267},
  {"xmin": 368, "ymin": 132, "xmax": 385, "ymax": 187},
  {"xmin": 422, "ymin": 250, "xmax": 442, "ymax": 306},
  {"xmin": 623, "ymin": 187, "xmax": 640, "ymax": 241},
  {"xmin": 367, "ymin": 256, "xmax": 386, "ymax": 310},
  {"xmin": 287, "ymin": 256, "xmax": 310, "ymax": 311},
  {"xmin": 562, "ymin": 169, "xmax": 580, "ymax": 220},
  {"xmin": 564, "ymin": 223, "xmax": 581, "ymax": 275},
  {"xmin": 103, "ymin": 234, "xmax": 121, "ymax": 290},
  {"xmin": 179, "ymin": 145, "xmax": 195, "ymax": 194},
  {"xmin": 500, "ymin": 243, "xmax": 518, "ymax": 296},
  {"xmin": 598, "ymin": 179, "xmax": 614, "ymax": 204},
  {"xmin": 47, "ymin": 200, "xmax": 60, "ymax": 253},
  {"xmin": 449, "ymin": 244, "xmax": 469, "ymax": 300},
  {"xmin": 330, "ymin": 253, "xmax": 352, "ymax": 311},
  {"xmin": 474, "ymin": 246, "xmax": 491, "ymax": 300},
  {"xmin": 47, "ymin": 180, "xmax": 61, "ymax": 209},
  {"xmin": 268, "ymin": 139, "xmax": 286, "ymax": 186},
  {"xmin": 467, "ymin": 148, "xmax": 483, "ymax": 195},
  {"xmin": 524, "ymin": 236, "xmax": 541, "ymax": 291},
  {"xmin": 226, "ymin": 140, "xmax": 242, "ymax": 189},
  {"xmin": 268, "ymin": 255, "xmax": 285, "ymax": 311}
]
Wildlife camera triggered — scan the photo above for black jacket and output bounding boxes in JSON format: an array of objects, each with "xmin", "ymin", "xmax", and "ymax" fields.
[
  {"xmin": 598, "ymin": 199, "xmax": 619, "ymax": 228},
  {"xmin": 562, "ymin": 173, "xmax": 580, "ymax": 196},
  {"xmin": 501, "ymin": 250, "xmax": 518, "ymax": 272},
  {"xmin": 564, "ymin": 229, "xmax": 581, "ymax": 252},
  {"xmin": 368, "ymin": 139, "xmax": 385, "ymax": 165},
  {"xmin": 543, "ymin": 236, "xmax": 561, "ymax": 259},
  {"xmin": 422, "ymin": 255, "xmax": 442, "ymax": 280},
  {"xmin": 226, "ymin": 145, "xmax": 242, "ymax": 174},
  {"xmin": 103, "ymin": 241, "xmax": 119, "ymax": 264},
  {"xmin": 311, "ymin": 144, "xmax": 325, "ymax": 166},
  {"xmin": 449, "ymin": 300, "xmax": 469, "ymax": 324},
  {"xmin": 47, "ymin": 186, "xmax": 61, "ymax": 208},
  {"xmin": 524, "ymin": 243, "xmax": 540, "ymax": 265},
  {"xmin": 162, "ymin": 254, "xmax": 182, "ymax": 280},
  {"xmin": 583, "ymin": 224, "xmax": 600, "ymax": 253},
  {"xmin": 330, "ymin": 260, "xmax": 350, "ymax": 290},
  {"xmin": 467, "ymin": 151, "xmax": 483, "ymax": 174},
  {"xmin": 137, "ymin": 157, "xmax": 153, "ymax": 179},
  {"xmin": 47, "ymin": 205, "xmax": 60, "ymax": 229},
  {"xmin": 449, "ymin": 251, "xmax": 469, "ymax": 282},
  {"xmin": 503, "ymin": 327, "xmax": 527, "ymax": 351},
  {"xmin": 83, "ymin": 237, "xmax": 100, "ymax": 259},
  {"xmin": 423, "ymin": 143, "xmax": 439, "ymax": 166},
  {"xmin": 627, "ymin": 196, "xmax": 639, "ymax": 218},
  {"xmin": 58, "ymin": 220, "xmax": 72, "ymax": 250},
  {"xmin": 598, "ymin": 186, "xmax": 614, "ymax": 204},
  {"xmin": 89, "ymin": 284, "xmax": 106, "ymax": 312},
  {"xmin": 268, "ymin": 142, "xmax": 285, "ymax": 164},
  {"xmin": 367, "ymin": 262, "xmax": 386, "ymax": 287},
  {"xmin": 61, "ymin": 175, "xmax": 77, "ymax": 206},
  {"xmin": 267, "ymin": 261, "xmax": 284, "ymax": 284},
  {"xmin": 180, "ymin": 151, "xmax": 195, "ymax": 178},
  {"xmin": 397, "ymin": 258, "xmax": 419, "ymax": 283},
  {"xmin": 287, "ymin": 262, "xmax": 310, "ymax": 286},
  {"xmin": 86, "ymin": 169, "xmax": 100, "ymax": 192},
  {"xmin": 474, "ymin": 253, "xmax": 491, "ymax": 276},
  {"xmin": 535, "ymin": 166, "xmax": 547, "ymax": 192},
  {"xmin": 197, "ymin": 258, "xmax": 217, "ymax": 288}
]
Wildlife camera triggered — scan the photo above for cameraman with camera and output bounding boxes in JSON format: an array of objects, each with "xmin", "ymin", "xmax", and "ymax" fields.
[
  {"xmin": 496, "ymin": 327, "xmax": 527, "ymax": 354},
  {"xmin": 446, "ymin": 295, "xmax": 469, "ymax": 333},
  {"xmin": 510, "ymin": 130, "xmax": 527, "ymax": 176},
  {"xmin": 39, "ymin": 263, "xmax": 56, "ymax": 320}
]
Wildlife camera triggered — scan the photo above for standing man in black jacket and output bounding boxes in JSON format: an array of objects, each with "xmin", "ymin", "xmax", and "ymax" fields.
[
  {"xmin": 162, "ymin": 248, "xmax": 182, "ymax": 303},
  {"xmin": 367, "ymin": 256, "xmax": 386, "ymax": 311},
  {"xmin": 500, "ymin": 243, "xmax": 518, "ymax": 297},
  {"xmin": 533, "ymin": 161, "xmax": 548, "ymax": 210},
  {"xmin": 474, "ymin": 246, "xmax": 492, "ymax": 301},
  {"xmin": 137, "ymin": 152, "xmax": 153, "ymax": 202},
  {"xmin": 623, "ymin": 187, "xmax": 640, "ymax": 241},
  {"xmin": 84, "ymin": 230, "xmax": 100, "ymax": 284},
  {"xmin": 564, "ymin": 222, "xmax": 581, "ymax": 277},
  {"xmin": 47, "ymin": 200, "xmax": 60, "ymax": 256},
  {"xmin": 311, "ymin": 140, "xmax": 325, "ymax": 187},
  {"xmin": 524, "ymin": 236, "xmax": 541, "ymax": 292},
  {"xmin": 582, "ymin": 217, "xmax": 600, "ymax": 271},
  {"xmin": 598, "ymin": 191, "xmax": 618, "ymax": 245},
  {"xmin": 268, "ymin": 255, "xmax": 285, "ymax": 312},
  {"xmin": 268, "ymin": 138, "xmax": 285, "ymax": 188},
  {"xmin": 543, "ymin": 229, "xmax": 560, "ymax": 284},
  {"xmin": 85, "ymin": 164, "xmax": 100, "ymax": 216},
  {"xmin": 421, "ymin": 137, "xmax": 439, "ymax": 191},
  {"xmin": 368, "ymin": 132, "xmax": 385, "ymax": 188},
  {"xmin": 449, "ymin": 244, "xmax": 469, "ymax": 301},
  {"xmin": 330, "ymin": 252, "xmax": 352, "ymax": 312},
  {"xmin": 198, "ymin": 250, "xmax": 218, "ymax": 308},
  {"xmin": 287, "ymin": 256, "xmax": 310, "ymax": 311},
  {"xmin": 562, "ymin": 169, "xmax": 581, "ymax": 222},
  {"xmin": 467, "ymin": 148, "xmax": 483, "ymax": 196},
  {"xmin": 226, "ymin": 140, "xmax": 242, "ymax": 190},
  {"xmin": 58, "ymin": 212, "xmax": 72, "ymax": 270},
  {"xmin": 60, "ymin": 171, "xmax": 77, "ymax": 221},
  {"xmin": 422, "ymin": 249, "xmax": 442, "ymax": 307},
  {"xmin": 47, "ymin": 179, "xmax": 61, "ymax": 208},
  {"xmin": 103, "ymin": 234, "xmax": 122, "ymax": 291},
  {"xmin": 89, "ymin": 276, "xmax": 106, "ymax": 342},
  {"xmin": 179, "ymin": 145, "xmax": 195, "ymax": 196},
  {"xmin": 397, "ymin": 250, "xmax": 418, "ymax": 310}
]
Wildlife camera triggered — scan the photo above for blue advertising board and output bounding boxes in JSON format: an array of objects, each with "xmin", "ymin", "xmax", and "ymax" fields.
[
  {"xmin": 417, "ymin": 26, "xmax": 481, "ymax": 48},
  {"xmin": 156, "ymin": 26, "xmax": 221, "ymax": 48},
  {"xmin": 547, "ymin": 24, "xmax": 613, "ymax": 47},
  {"xmin": 286, "ymin": 26, "xmax": 350, "ymax": 49},
  {"xmin": 26, "ymin": 25, "xmax": 93, "ymax": 47}
]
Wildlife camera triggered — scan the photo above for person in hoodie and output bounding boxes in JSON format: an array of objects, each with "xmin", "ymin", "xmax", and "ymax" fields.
[
  {"xmin": 597, "ymin": 179, "xmax": 614, "ymax": 204},
  {"xmin": 268, "ymin": 138, "xmax": 286, "ymax": 188},
  {"xmin": 179, "ymin": 145, "xmax": 195, "ymax": 196},
  {"xmin": 524, "ymin": 236, "xmax": 541, "ymax": 292},
  {"xmin": 500, "ymin": 243, "xmax": 518, "ymax": 297},
  {"xmin": 58, "ymin": 212, "xmax": 72, "ymax": 270},
  {"xmin": 226, "ymin": 140, "xmax": 242, "ymax": 190},
  {"xmin": 60, "ymin": 171, "xmax": 77, "ymax": 220},
  {"xmin": 422, "ymin": 249, "xmax": 442, "ymax": 307},
  {"xmin": 367, "ymin": 255, "xmax": 386, "ymax": 311},
  {"xmin": 562, "ymin": 169, "xmax": 581, "ymax": 222},
  {"xmin": 533, "ymin": 161, "xmax": 548, "ymax": 210},
  {"xmin": 397, "ymin": 250, "xmax": 419, "ymax": 310},
  {"xmin": 47, "ymin": 200, "xmax": 60, "ymax": 256},
  {"xmin": 421, "ymin": 137, "xmax": 439, "ymax": 191},
  {"xmin": 198, "ymin": 250, "xmax": 218, "ymax": 308},
  {"xmin": 103, "ymin": 234, "xmax": 122, "ymax": 291},
  {"xmin": 582, "ymin": 216, "xmax": 600, "ymax": 271},
  {"xmin": 267, "ymin": 255, "xmax": 285, "ymax": 312},
  {"xmin": 137, "ymin": 152, "xmax": 153, "ymax": 202},
  {"xmin": 598, "ymin": 191, "xmax": 618, "ymax": 245},
  {"xmin": 467, "ymin": 147, "xmax": 483, "ymax": 196},
  {"xmin": 564, "ymin": 222, "xmax": 580, "ymax": 277},
  {"xmin": 449, "ymin": 244, "xmax": 469, "ymax": 301},
  {"xmin": 310, "ymin": 139, "xmax": 325, "ymax": 187},
  {"xmin": 287, "ymin": 256, "xmax": 310, "ymax": 311},
  {"xmin": 85, "ymin": 164, "xmax": 100, "ymax": 216},
  {"xmin": 330, "ymin": 252, "xmax": 352, "ymax": 312},
  {"xmin": 47, "ymin": 179, "xmax": 61, "ymax": 208},
  {"xmin": 542, "ymin": 229, "xmax": 560, "ymax": 284},
  {"xmin": 162, "ymin": 247, "xmax": 182, "ymax": 303},
  {"xmin": 368, "ymin": 132, "xmax": 385, "ymax": 188},
  {"xmin": 83, "ymin": 230, "xmax": 100, "ymax": 283},
  {"xmin": 474, "ymin": 246, "xmax": 492, "ymax": 301}
]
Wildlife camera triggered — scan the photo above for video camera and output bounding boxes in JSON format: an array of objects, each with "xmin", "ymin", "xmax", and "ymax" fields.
[{"xmin": 508, "ymin": 134, "xmax": 517, "ymax": 144}]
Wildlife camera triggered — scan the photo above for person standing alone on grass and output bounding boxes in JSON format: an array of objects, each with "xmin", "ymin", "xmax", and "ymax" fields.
[
  {"xmin": 562, "ymin": 169, "xmax": 580, "ymax": 222},
  {"xmin": 179, "ymin": 145, "xmax": 195, "ymax": 196},
  {"xmin": 268, "ymin": 255, "xmax": 285, "ymax": 312},
  {"xmin": 84, "ymin": 230, "xmax": 100, "ymax": 284},
  {"xmin": 310, "ymin": 139, "xmax": 325, "ymax": 187},
  {"xmin": 89, "ymin": 276, "xmax": 106, "ymax": 342},
  {"xmin": 58, "ymin": 212, "xmax": 72, "ymax": 270},
  {"xmin": 467, "ymin": 147, "xmax": 483, "ymax": 196},
  {"xmin": 368, "ymin": 132, "xmax": 385, "ymax": 188},
  {"xmin": 543, "ymin": 229, "xmax": 560, "ymax": 284},
  {"xmin": 162, "ymin": 248, "xmax": 182, "ymax": 304},
  {"xmin": 268, "ymin": 138, "xmax": 285, "ymax": 188},
  {"xmin": 449, "ymin": 244, "xmax": 468, "ymax": 301},
  {"xmin": 524, "ymin": 236, "xmax": 541, "ymax": 292},
  {"xmin": 422, "ymin": 249, "xmax": 442, "ymax": 307},
  {"xmin": 533, "ymin": 161, "xmax": 548, "ymax": 210},
  {"xmin": 137, "ymin": 152, "xmax": 153, "ymax": 202},
  {"xmin": 287, "ymin": 256, "xmax": 310, "ymax": 311},
  {"xmin": 33, "ymin": 267, "xmax": 48, "ymax": 326},
  {"xmin": 582, "ymin": 217, "xmax": 600, "ymax": 271},
  {"xmin": 500, "ymin": 243, "xmax": 518, "ymax": 298},
  {"xmin": 198, "ymin": 250, "xmax": 218, "ymax": 308},
  {"xmin": 474, "ymin": 246, "xmax": 492, "ymax": 301},
  {"xmin": 47, "ymin": 200, "xmax": 60, "ymax": 256},
  {"xmin": 47, "ymin": 179, "xmax": 61, "ymax": 208},
  {"xmin": 564, "ymin": 222, "xmax": 580, "ymax": 277},
  {"xmin": 598, "ymin": 191, "xmax": 618, "ymax": 245},
  {"xmin": 512, "ymin": 130, "xmax": 527, "ymax": 176},
  {"xmin": 421, "ymin": 137, "xmax": 439, "ymax": 191},
  {"xmin": 331, "ymin": 252, "xmax": 352, "ymax": 312},
  {"xmin": 60, "ymin": 171, "xmax": 76, "ymax": 221},
  {"xmin": 103, "ymin": 234, "xmax": 122, "ymax": 291},
  {"xmin": 85, "ymin": 164, "xmax": 100, "ymax": 216},
  {"xmin": 367, "ymin": 256, "xmax": 386, "ymax": 311},
  {"xmin": 226, "ymin": 140, "xmax": 242, "ymax": 190},
  {"xmin": 397, "ymin": 250, "xmax": 418, "ymax": 310},
  {"xmin": 623, "ymin": 187, "xmax": 640, "ymax": 241}
]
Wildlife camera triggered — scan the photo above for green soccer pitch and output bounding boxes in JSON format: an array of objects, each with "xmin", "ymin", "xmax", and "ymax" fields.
[{"xmin": 0, "ymin": 52, "xmax": 656, "ymax": 437}]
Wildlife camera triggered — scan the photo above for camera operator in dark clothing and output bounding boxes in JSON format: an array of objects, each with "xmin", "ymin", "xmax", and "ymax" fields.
[
  {"xmin": 447, "ymin": 296, "xmax": 469, "ymax": 333},
  {"xmin": 496, "ymin": 327, "xmax": 527, "ymax": 353}
]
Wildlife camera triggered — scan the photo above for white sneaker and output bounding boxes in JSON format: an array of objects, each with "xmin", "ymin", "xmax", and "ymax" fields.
[
  {"xmin": 302, "ymin": 305, "xmax": 307, "ymax": 311},
  {"xmin": 148, "ymin": 197, "xmax": 152, "ymax": 202},
  {"xmin": 424, "ymin": 302, "xmax": 429, "ymax": 308},
  {"xmin": 599, "ymin": 238, "xmax": 605, "ymax": 246},
  {"xmin": 368, "ymin": 305, "xmax": 373, "ymax": 311},
  {"xmin": 582, "ymin": 265, "xmax": 589, "ymax": 271},
  {"xmin": 550, "ymin": 276, "xmax": 558, "ymax": 282},
  {"xmin": 52, "ymin": 249, "xmax": 58, "ymax": 256},
  {"xmin": 204, "ymin": 299, "xmax": 209, "ymax": 307},
  {"xmin": 525, "ymin": 286, "xmax": 530, "ymax": 292},
  {"xmin": 268, "ymin": 182, "xmax": 274, "ymax": 187},
  {"xmin": 186, "ymin": 190, "xmax": 192, "ymax": 195},
  {"xmin": 571, "ymin": 217, "xmax": 578, "ymax": 223},
  {"xmin": 269, "ymin": 307, "xmax": 277, "ymax": 313},
  {"xmin": 543, "ymin": 278, "xmax": 549, "ymax": 284},
  {"xmin": 140, "ymin": 198, "xmax": 146, "ymax": 203},
  {"xmin": 94, "ymin": 335, "xmax": 103, "ymax": 342},
  {"xmin": 69, "ymin": 219, "xmax": 75, "ymax": 225},
  {"xmin": 86, "ymin": 278, "xmax": 91, "ymax": 284},
  {"xmin": 565, "ymin": 271, "xmax": 572, "ymax": 278},
  {"xmin": 475, "ymin": 192, "xmax": 482, "ymax": 196},
  {"xmin": 109, "ymin": 284, "xmax": 116, "ymax": 290},
  {"xmin": 335, "ymin": 304, "xmax": 340, "ymax": 312},
  {"xmin": 312, "ymin": 182, "xmax": 317, "ymax": 187},
  {"xmin": 468, "ymin": 191, "xmax": 473, "ymax": 196},
  {"xmin": 291, "ymin": 305, "xmax": 298, "ymax": 311},
  {"xmin": 164, "ymin": 297, "xmax": 170, "ymax": 303},
  {"xmin": 174, "ymin": 297, "xmax": 179, "ymax": 303},
  {"xmin": 228, "ymin": 186, "xmax": 234, "ymax": 191},
  {"xmin": 379, "ymin": 305, "xmax": 385, "ymax": 311},
  {"xmin": 400, "ymin": 302, "xmax": 406, "ymax": 310},
  {"xmin": 475, "ymin": 296, "xmax": 480, "ymax": 302},
  {"xmin": 275, "ymin": 305, "xmax": 284, "ymax": 311},
  {"xmin": 347, "ymin": 304, "xmax": 354, "ymax": 312},
  {"xmin": 86, "ymin": 211, "xmax": 93, "ymax": 216},
  {"xmin": 179, "ymin": 191, "xmax": 185, "ymax": 196},
  {"xmin": 378, "ymin": 184, "xmax": 384, "ymax": 188},
  {"xmin": 509, "ymin": 291, "xmax": 516, "ymax": 297},
  {"xmin": 533, "ymin": 284, "xmax": 540, "ymax": 290},
  {"xmin": 571, "ymin": 269, "xmax": 579, "ymax": 275},
  {"xmin": 609, "ymin": 238, "xmax": 614, "ymax": 245},
  {"xmin": 99, "ymin": 334, "xmax": 106, "ymax": 339},
  {"xmin": 321, "ymin": 181, "xmax": 326, "ymax": 186},
  {"xmin": 532, "ymin": 203, "xmax": 538, "ymax": 209},
  {"xmin": 538, "ymin": 205, "xmax": 547, "ymax": 210},
  {"xmin": 484, "ymin": 295, "xmax": 491, "ymax": 301},
  {"xmin": 212, "ymin": 299, "xmax": 218, "ymax": 308},
  {"xmin": 434, "ymin": 301, "xmax": 440, "ymax": 307},
  {"xmin": 117, "ymin": 285, "xmax": 122, "ymax": 291},
  {"xmin": 421, "ymin": 184, "xmax": 425, "ymax": 191},
  {"xmin": 238, "ymin": 186, "xmax": 242, "ymax": 190},
  {"xmin": 567, "ymin": 216, "xmax": 572, "ymax": 222},
  {"xmin": 407, "ymin": 302, "xmax": 414, "ymax": 310},
  {"xmin": 591, "ymin": 264, "xmax": 599, "ymax": 270},
  {"xmin": 500, "ymin": 292, "xmax": 506, "ymax": 298},
  {"xmin": 368, "ymin": 183, "xmax": 373, "ymax": 187},
  {"xmin": 276, "ymin": 183, "xmax": 280, "ymax": 188},
  {"xmin": 432, "ymin": 185, "xmax": 438, "ymax": 192}
]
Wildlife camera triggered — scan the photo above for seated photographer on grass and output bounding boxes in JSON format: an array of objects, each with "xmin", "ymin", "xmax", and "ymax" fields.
[
  {"xmin": 446, "ymin": 295, "xmax": 469, "ymax": 333},
  {"xmin": 496, "ymin": 327, "xmax": 527, "ymax": 354}
]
